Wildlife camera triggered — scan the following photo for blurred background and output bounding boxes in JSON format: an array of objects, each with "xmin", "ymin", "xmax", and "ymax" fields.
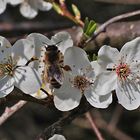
[{"xmin": 0, "ymin": 0, "xmax": 140, "ymax": 140}]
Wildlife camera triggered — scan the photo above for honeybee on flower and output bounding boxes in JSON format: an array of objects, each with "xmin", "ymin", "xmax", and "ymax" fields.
[
  {"xmin": 53, "ymin": 47, "xmax": 112, "ymax": 111},
  {"xmin": 25, "ymin": 31, "xmax": 73, "ymax": 96},
  {"xmin": 43, "ymin": 42, "xmax": 72, "ymax": 89}
]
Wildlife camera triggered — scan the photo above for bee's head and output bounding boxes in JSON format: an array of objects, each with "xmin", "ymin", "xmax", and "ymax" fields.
[
  {"xmin": 43, "ymin": 41, "xmax": 62, "ymax": 51},
  {"xmin": 45, "ymin": 45, "xmax": 58, "ymax": 51}
]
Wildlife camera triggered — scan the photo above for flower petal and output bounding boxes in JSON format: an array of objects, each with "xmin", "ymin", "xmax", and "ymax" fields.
[
  {"xmin": 12, "ymin": 39, "xmax": 35, "ymax": 66},
  {"xmin": 85, "ymin": 88, "xmax": 112, "ymax": 108},
  {"xmin": 53, "ymin": 72, "xmax": 81, "ymax": 111},
  {"xmin": 27, "ymin": 33, "xmax": 52, "ymax": 59},
  {"xmin": 30, "ymin": 83, "xmax": 52, "ymax": 99},
  {"xmin": 27, "ymin": 33, "xmax": 52, "ymax": 47},
  {"xmin": 0, "ymin": 0, "xmax": 6, "ymax": 14},
  {"xmin": 120, "ymin": 37, "xmax": 140, "ymax": 64},
  {"xmin": 49, "ymin": 134, "xmax": 66, "ymax": 140},
  {"xmin": 94, "ymin": 71, "xmax": 117, "ymax": 95},
  {"xmin": 0, "ymin": 36, "xmax": 12, "ymax": 61},
  {"xmin": 8, "ymin": 0, "xmax": 23, "ymax": 5},
  {"xmin": 64, "ymin": 47, "xmax": 91, "ymax": 75},
  {"xmin": 27, "ymin": 33, "xmax": 52, "ymax": 75},
  {"xmin": 116, "ymin": 79, "xmax": 140, "ymax": 110},
  {"xmin": 91, "ymin": 61, "xmax": 106, "ymax": 76},
  {"xmin": 51, "ymin": 31, "xmax": 73, "ymax": 54},
  {"xmin": 37, "ymin": 0, "xmax": 52, "ymax": 11},
  {"xmin": 0, "ymin": 76, "xmax": 14, "ymax": 98},
  {"xmin": 31, "ymin": 90, "xmax": 48, "ymax": 99},
  {"xmin": 14, "ymin": 66, "xmax": 41, "ymax": 94},
  {"xmin": 20, "ymin": 2, "xmax": 38, "ymax": 19},
  {"xmin": 98, "ymin": 45, "xmax": 119, "ymax": 67}
]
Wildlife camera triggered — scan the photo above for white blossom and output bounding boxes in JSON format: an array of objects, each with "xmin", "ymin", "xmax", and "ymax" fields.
[
  {"xmin": 17, "ymin": 0, "xmax": 52, "ymax": 19},
  {"xmin": 53, "ymin": 47, "xmax": 112, "ymax": 111},
  {"xmin": 26, "ymin": 31, "xmax": 73, "ymax": 79},
  {"xmin": 95, "ymin": 37, "xmax": 140, "ymax": 110},
  {"xmin": 7, "ymin": 0, "xmax": 23, "ymax": 5},
  {"xmin": 0, "ymin": 0, "xmax": 23, "ymax": 15},
  {"xmin": 0, "ymin": 0, "xmax": 7, "ymax": 14},
  {"xmin": 20, "ymin": 31, "xmax": 73, "ymax": 98},
  {"xmin": 48, "ymin": 134, "xmax": 66, "ymax": 140},
  {"xmin": 0, "ymin": 36, "xmax": 42, "ymax": 98}
]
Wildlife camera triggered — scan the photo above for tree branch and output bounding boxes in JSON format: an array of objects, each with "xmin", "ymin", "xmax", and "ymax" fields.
[
  {"xmin": 92, "ymin": 110, "xmax": 134, "ymax": 140},
  {"xmin": 85, "ymin": 112, "xmax": 104, "ymax": 140},
  {"xmin": 37, "ymin": 97, "xmax": 92, "ymax": 140},
  {"xmin": 84, "ymin": 10, "xmax": 140, "ymax": 47},
  {"xmin": 94, "ymin": 0, "xmax": 140, "ymax": 5},
  {"xmin": 0, "ymin": 87, "xmax": 53, "ymax": 107},
  {"xmin": 0, "ymin": 100, "xmax": 26, "ymax": 125},
  {"xmin": 84, "ymin": 20, "xmax": 140, "ymax": 52}
]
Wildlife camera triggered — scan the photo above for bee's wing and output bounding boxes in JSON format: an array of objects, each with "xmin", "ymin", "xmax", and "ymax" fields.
[
  {"xmin": 48, "ymin": 65, "xmax": 64, "ymax": 85},
  {"xmin": 53, "ymin": 71, "xmax": 63, "ymax": 85}
]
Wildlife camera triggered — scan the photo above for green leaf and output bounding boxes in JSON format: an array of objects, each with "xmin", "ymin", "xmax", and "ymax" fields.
[
  {"xmin": 83, "ymin": 17, "xmax": 89, "ymax": 33},
  {"xmin": 88, "ymin": 23, "xmax": 97, "ymax": 36},
  {"xmin": 85, "ymin": 21, "xmax": 95, "ymax": 35},
  {"xmin": 92, "ymin": 53, "xmax": 98, "ymax": 61}
]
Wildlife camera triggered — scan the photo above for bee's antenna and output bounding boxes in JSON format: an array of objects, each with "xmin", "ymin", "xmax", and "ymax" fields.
[
  {"xmin": 42, "ymin": 42, "xmax": 49, "ymax": 51},
  {"xmin": 42, "ymin": 40, "xmax": 62, "ymax": 46},
  {"xmin": 42, "ymin": 41, "xmax": 62, "ymax": 51},
  {"xmin": 42, "ymin": 41, "xmax": 48, "ymax": 46},
  {"xmin": 55, "ymin": 41, "xmax": 62, "ymax": 46}
]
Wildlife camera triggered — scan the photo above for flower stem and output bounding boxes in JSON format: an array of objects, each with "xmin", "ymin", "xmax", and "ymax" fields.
[
  {"xmin": 0, "ymin": 100, "xmax": 26, "ymax": 125},
  {"xmin": 85, "ymin": 112, "xmax": 104, "ymax": 140}
]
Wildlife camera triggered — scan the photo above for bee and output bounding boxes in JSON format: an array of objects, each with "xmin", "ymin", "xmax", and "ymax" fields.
[{"xmin": 42, "ymin": 43, "xmax": 71, "ymax": 89}]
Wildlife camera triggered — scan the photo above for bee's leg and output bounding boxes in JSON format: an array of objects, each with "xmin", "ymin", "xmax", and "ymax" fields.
[
  {"xmin": 25, "ymin": 56, "xmax": 39, "ymax": 66},
  {"xmin": 40, "ymin": 88, "xmax": 50, "ymax": 96},
  {"xmin": 62, "ymin": 65, "xmax": 72, "ymax": 71}
]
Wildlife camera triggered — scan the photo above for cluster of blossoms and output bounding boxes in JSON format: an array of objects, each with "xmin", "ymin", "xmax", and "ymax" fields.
[
  {"xmin": 0, "ymin": 0, "xmax": 52, "ymax": 19},
  {"xmin": 0, "ymin": 31, "xmax": 140, "ymax": 112}
]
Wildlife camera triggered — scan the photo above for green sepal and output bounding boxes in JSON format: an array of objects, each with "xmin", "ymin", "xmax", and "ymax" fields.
[
  {"xmin": 52, "ymin": 2, "xmax": 63, "ymax": 15},
  {"xmin": 83, "ymin": 17, "xmax": 97, "ymax": 38},
  {"xmin": 72, "ymin": 4, "xmax": 81, "ymax": 20}
]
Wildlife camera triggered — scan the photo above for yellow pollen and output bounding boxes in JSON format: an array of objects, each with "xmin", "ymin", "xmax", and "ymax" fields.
[{"xmin": 0, "ymin": 69, "xmax": 4, "ymax": 76}]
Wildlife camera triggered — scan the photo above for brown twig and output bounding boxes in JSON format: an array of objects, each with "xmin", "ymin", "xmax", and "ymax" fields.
[
  {"xmin": 73, "ymin": 112, "xmax": 134, "ymax": 140},
  {"xmin": 84, "ymin": 9, "xmax": 140, "ymax": 47},
  {"xmin": 94, "ymin": 0, "xmax": 140, "ymax": 5},
  {"xmin": 51, "ymin": 0, "xmax": 84, "ymax": 27},
  {"xmin": 0, "ymin": 87, "xmax": 53, "ymax": 107},
  {"xmin": 0, "ymin": 100, "xmax": 26, "ymax": 125},
  {"xmin": 37, "ymin": 97, "xmax": 92, "ymax": 140},
  {"xmin": 85, "ymin": 112, "xmax": 104, "ymax": 140},
  {"xmin": 93, "ymin": 110, "xmax": 134, "ymax": 140}
]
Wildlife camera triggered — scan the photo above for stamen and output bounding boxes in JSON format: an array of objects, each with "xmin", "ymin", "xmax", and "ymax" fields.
[
  {"xmin": 116, "ymin": 63, "xmax": 131, "ymax": 80},
  {"xmin": 0, "ymin": 68, "xmax": 4, "ymax": 76},
  {"xmin": 72, "ymin": 75, "xmax": 93, "ymax": 93},
  {"xmin": 0, "ymin": 56, "xmax": 15, "ymax": 77}
]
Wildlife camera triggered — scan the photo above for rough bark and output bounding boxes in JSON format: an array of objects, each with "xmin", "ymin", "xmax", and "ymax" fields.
[{"xmin": 84, "ymin": 20, "xmax": 140, "ymax": 52}]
